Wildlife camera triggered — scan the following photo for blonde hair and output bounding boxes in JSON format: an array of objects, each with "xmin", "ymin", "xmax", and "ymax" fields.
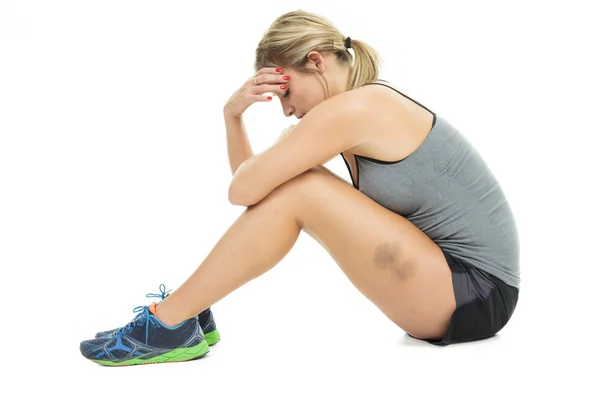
[{"xmin": 254, "ymin": 10, "xmax": 382, "ymax": 99}]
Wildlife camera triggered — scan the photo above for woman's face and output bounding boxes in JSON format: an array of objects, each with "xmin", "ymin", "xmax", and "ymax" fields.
[
  {"xmin": 273, "ymin": 67, "xmax": 326, "ymax": 119},
  {"xmin": 274, "ymin": 52, "xmax": 343, "ymax": 120}
]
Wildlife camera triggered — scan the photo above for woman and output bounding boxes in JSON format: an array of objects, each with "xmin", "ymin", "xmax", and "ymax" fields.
[{"xmin": 80, "ymin": 10, "xmax": 520, "ymax": 366}]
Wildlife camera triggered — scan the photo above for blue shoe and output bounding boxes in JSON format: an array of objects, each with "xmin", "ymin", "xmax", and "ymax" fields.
[
  {"xmin": 95, "ymin": 284, "xmax": 221, "ymax": 346},
  {"xmin": 80, "ymin": 302, "xmax": 209, "ymax": 366}
]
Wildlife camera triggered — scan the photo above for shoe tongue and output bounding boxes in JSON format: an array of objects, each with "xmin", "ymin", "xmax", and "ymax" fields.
[{"xmin": 149, "ymin": 302, "xmax": 157, "ymax": 316}]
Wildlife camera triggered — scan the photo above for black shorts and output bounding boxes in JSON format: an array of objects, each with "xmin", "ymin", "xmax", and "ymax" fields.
[{"xmin": 409, "ymin": 249, "xmax": 519, "ymax": 346}]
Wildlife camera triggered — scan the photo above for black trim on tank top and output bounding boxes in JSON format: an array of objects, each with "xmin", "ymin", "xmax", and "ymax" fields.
[
  {"xmin": 355, "ymin": 80, "xmax": 437, "ymax": 165},
  {"xmin": 356, "ymin": 153, "xmax": 360, "ymax": 188},
  {"xmin": 340, "ymin": 152, "xmax": 359, "ymax": 189},
  {"xmin": 339, "ymin": 80, "xmax": 436, "ymax": 188},
  {"xmin": 364, "ymin": 80, "xmax": 436, "ymax": 115}
]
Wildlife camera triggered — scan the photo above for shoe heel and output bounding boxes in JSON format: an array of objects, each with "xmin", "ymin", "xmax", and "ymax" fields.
[{"xmin": 204, "ymin": 329, "xmax": 221, "ymax": 346}]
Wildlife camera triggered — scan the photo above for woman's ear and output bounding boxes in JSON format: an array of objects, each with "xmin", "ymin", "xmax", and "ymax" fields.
[{"xmin": 306, "ymin": 51, "xmax": 325, "ymax": 72}]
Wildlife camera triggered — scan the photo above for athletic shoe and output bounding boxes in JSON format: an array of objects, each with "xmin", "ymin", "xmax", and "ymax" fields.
[
  {"xmin": 95, "ymin": 284, "xmax": 221, "ymax": 346},
  {"xmin": 80, "ymin": 302, "xmax": 209, "ymax": 366}
]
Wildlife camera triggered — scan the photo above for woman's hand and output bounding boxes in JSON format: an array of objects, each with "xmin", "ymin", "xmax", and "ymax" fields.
[{"xmin": 224, "ymin": 67, "xmax": 290, "ymax": 118}]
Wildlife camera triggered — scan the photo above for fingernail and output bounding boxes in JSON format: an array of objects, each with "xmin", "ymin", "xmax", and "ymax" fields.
[
  {"xmin": 283, "ymin": 76, "xmax": 290, "ymax": 80},
  {"xmin": 280, "ymin": 85, "xmax": 287, "ymax": 90},
  {"xmin": 267, "ymin": 96, "xmax": 272, "ymax": 100},
  {"xmin": 275, "ymin": 68, "xmax": 282, "ymax": 73}
]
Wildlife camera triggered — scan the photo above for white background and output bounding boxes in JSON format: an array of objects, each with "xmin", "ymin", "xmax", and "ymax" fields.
[{"xmin": 1, "ymin": 0, "xmax": 598, "ymax": 398}]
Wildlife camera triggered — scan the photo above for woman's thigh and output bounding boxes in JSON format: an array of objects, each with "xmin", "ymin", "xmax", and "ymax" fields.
[{"xmin": 269, "ymin": 166, "xmax": 456, "ymax": 340}]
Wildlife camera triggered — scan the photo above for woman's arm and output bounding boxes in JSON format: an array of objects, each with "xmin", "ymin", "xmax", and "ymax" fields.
[
  {"xmin": 224, "ymin": 118, "xmax": 351, "ymax": 187},
  {"xmin": 315, "ymin": 164, "xmax": 353, "ymax": 187},
  {"xmin": 224, "ymin": 111, "xmax": 254, "ymax": 176}
]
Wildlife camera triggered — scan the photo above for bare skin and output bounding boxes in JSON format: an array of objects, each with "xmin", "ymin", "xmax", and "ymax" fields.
[{"xmin": 155, "ymin": 52, "xmax": 456, "ymax": 341}]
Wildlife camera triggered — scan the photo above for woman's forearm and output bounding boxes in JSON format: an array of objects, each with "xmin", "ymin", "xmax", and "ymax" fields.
[{"xmin": 224, "ymin": 111, "xmax": 254, "ymax": 176}]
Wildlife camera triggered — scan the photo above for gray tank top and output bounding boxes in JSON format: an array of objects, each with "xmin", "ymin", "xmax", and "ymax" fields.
[{"xmin": 341, "ymin": 81, "xmax": 520, "ymax": 288}]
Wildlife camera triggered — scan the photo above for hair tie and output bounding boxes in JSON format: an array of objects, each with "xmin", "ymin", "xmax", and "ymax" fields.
[{"xmin": 344, "ymin": 36, "xmax": 352, "ymax": 49}]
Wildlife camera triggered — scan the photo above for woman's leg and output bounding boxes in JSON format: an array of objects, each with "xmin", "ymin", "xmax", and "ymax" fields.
[{"xmin": 156, "ymin": 166, "xmax": 456, "ymax": 340}]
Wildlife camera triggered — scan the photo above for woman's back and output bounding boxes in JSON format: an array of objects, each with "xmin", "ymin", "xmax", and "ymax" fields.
[{"xmin": 342, "ymin": 81, "xmax": 520, "ymax": 288}]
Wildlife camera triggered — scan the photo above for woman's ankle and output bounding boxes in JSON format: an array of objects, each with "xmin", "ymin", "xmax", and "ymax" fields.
[{"xmin": 154, "ymin": 301, "xmax": 185, "ymax": 327}]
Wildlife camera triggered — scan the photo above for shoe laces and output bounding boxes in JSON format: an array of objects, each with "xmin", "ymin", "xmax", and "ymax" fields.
[
  {"xmin": 145, "ymin": 284, "xmax": 172, "ymax": 302},
  {"xmin": 112, "ymin": 305, "xmax": 160, "ymax": 345}
]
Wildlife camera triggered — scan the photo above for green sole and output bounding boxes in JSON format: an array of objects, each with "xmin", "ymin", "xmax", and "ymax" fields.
[
  {"xmin": 94, "ymin": 339, "xmax": 210, "ymax": 367},
  {"xmin": 204, "ymin": 329, "xmax": 221, "ymax": 346}
]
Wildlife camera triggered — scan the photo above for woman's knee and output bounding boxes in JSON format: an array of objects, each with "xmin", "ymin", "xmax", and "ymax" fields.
[
  {"xmin": 247, "ymin": 167, "xmax": 325, "ymax": 211},
  {"xmin": 269, "ymin": 167, "xmax": 331, "ymax": 196}
]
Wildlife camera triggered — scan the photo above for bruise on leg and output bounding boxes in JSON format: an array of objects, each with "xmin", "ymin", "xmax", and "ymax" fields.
[{"xmin": 373, "ymin": 241, "xmax": 415, "ymax": 279}]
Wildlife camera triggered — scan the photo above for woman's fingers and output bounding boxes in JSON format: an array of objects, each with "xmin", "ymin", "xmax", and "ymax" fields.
[
  {"xmin": 251, "ymin": 68, "xmax": 289, "ymax": 88},
  {"xmin": 224, "ymin": 67, "xmax": 290, "ymax": 116}
]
